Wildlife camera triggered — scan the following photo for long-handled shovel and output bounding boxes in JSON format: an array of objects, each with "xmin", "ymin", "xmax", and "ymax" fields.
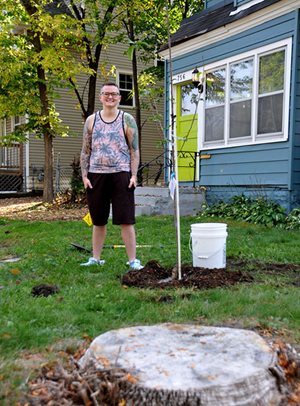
[{"xmin": 71, "ymin": 243, "xmax": 169, "ymax": 252}]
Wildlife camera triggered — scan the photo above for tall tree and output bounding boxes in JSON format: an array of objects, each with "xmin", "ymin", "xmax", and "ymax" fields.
[
  {"xmin": 0, "ymin": 0, "xmax": 89, "ymax": 201},
  {"xmin": 66, "ymin": 0, "xmax": 117, "ymax": 119}
]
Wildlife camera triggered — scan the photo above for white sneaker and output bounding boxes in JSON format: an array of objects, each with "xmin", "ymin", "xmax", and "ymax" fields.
[
  {"xmin": 129, "ymin": 259, "xmax": 143, "ymax": 270},
  {"xmin": 80, "ymin": 257, "xmax": 105, "ymax": 266}
]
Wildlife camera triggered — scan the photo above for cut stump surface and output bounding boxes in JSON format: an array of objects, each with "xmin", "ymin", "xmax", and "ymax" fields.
[{"xmin": 79, "ymin": 323, "xmax": 282, "ymax": 405}]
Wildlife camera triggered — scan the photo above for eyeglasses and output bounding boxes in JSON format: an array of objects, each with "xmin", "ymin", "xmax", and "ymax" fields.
[{"xmin": 101, "ymin": 92, "xmax": 120, "ymax": 97}]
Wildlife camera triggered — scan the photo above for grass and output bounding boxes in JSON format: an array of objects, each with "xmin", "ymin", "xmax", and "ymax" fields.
[{"xmin": 0, "ymin": 214, "xmax": 300, "ymax": 402}]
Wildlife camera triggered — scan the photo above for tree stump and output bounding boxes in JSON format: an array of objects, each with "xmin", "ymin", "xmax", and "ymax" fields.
[{"xmin": 79, "ymin": 323, "xmax": 282, "ymax": 405}]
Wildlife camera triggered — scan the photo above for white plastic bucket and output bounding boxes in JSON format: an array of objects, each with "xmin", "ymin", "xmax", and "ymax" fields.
[{"xmin": 190, "ymin": 223, "xmax": 227, "ymax": 269}]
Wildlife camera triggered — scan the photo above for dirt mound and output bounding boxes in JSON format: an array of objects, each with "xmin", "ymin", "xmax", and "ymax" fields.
[{"xmin": 121, "ymin": 259, "xmax": 254, "ymax": 289}]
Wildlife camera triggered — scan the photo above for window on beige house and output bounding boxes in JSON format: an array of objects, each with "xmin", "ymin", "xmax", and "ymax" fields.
[{"xmin": 118, "ymin": 73, "xmax": 134, "ymax": 107}]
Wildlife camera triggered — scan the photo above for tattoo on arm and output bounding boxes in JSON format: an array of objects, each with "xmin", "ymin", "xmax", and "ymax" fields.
[
  {"xmin": 124, "ymin": 113, "xmax": 140, "ymax": 176},
  {"xmin": 80, "ymin": 116, "xmax": 93, "ymax": 179},
  {"xmin": 125, "ymin": 113, "xmax": 139, "ymax": 150}
]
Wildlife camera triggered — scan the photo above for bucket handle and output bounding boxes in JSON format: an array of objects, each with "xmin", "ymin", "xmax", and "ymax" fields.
[
  {"xmin": 189, "ymin": 236, "xmax": 222, "ymax": 259},
  {"xmin": 189, "ymin": 238, "xmax": 225, "ymax": 259},
  {"xmin": 189, "ymin": 235, "xmax": 221, "ymax": 258},
  {"xmin": 188, "ymin": 236, "xmax": 193, "ymax": 253}
]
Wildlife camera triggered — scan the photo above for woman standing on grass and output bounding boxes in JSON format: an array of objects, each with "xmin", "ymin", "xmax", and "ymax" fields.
[{"xmin": 80, "ymin": 82, "xmax": 143, "ymax": 270}]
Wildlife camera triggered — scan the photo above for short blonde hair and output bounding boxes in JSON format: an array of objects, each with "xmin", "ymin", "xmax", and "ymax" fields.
[{"xmin": 100, "ymin": 82, "xmax": 120, "ymax": 94}]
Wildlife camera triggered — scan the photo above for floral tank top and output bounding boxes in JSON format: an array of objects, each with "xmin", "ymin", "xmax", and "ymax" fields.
[{"xmin": 89, "ymin": 110, "xmax": 130, "ymax": 174}]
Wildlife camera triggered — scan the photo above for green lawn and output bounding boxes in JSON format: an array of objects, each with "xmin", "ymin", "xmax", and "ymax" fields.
[{"xmin": 0, "ymin": 214, "xmax": 300, "ymax": 402}]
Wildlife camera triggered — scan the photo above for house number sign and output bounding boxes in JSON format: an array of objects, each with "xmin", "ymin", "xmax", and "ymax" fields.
[{"xmin": 172, "ymin": 70, "xmax": 192, "ymax": 84}]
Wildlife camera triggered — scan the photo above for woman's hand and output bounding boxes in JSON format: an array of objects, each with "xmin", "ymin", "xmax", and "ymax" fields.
[
  {"xmin": 83, "ymin": 176, "xmax": 92, "ymax": 189},
  {"xmin": 128, "ymin": 175, "xmax": 137, "ymax": 189}
]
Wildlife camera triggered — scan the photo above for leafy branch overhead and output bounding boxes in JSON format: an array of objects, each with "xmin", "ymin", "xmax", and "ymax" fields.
[
  {"xmin": 0, "ymin": 0, "xmax": 205, "ymax": 202},
  {"xmin": 0, "ymin": 0, "xmax": 89, "ymax": 137}
]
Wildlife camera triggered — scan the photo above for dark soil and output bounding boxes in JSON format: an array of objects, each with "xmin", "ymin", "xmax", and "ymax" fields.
[{"xmin": 121, "ymin": 258, "xmax": 300, "ymax": 289}]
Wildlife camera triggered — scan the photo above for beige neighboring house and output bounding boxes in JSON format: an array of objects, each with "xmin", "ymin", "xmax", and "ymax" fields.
[{"xmin": 0, "ymin": 40, "xmax": 164, "ymax": 195}]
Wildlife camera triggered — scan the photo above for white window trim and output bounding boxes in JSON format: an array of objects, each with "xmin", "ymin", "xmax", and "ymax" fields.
[
  {"xmin": 12, "ymin": 116, "xmax": 21, "ymax": 130},
  {"xmin": 172, "ymin": 38, "xmax": 292, "ymax": 151},
  {"xmin": 116, "ymin": 71, "xmax": 135, "ymax": 109}
]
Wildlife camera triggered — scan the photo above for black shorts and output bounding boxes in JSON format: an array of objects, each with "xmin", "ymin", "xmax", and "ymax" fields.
[{"xmin": 86, "ymin": 172, "xmax": 135, "ymax": 226}]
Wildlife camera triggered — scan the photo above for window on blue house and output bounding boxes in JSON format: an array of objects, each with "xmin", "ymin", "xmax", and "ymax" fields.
[
  {"xmin": 230, "ymin": 59, "xmax": 253, "ymax": 139},
  {"xmin": 202, "ymin": 39, "xmax": 291, "ymax": 148},
  {"xmin": 257, "ymin": 50, "xmax": 285, "ymax": 135},
  {"xmin": 205, "ymin": 68, "xmax": 225, "ymax": 142}
]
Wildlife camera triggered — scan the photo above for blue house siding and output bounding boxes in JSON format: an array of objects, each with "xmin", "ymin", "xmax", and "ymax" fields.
[
  {"xmin": 166, "ymin": 9, "xmax": 300, "ymax": 210},
  {"xmin": 199, "ymin": 143, "xmax": 290, "ymax": 185}
]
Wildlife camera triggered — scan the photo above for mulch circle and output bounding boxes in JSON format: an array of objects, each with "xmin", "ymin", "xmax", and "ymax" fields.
[
  {"xmin": 121, "ymin": 258, "xmax": 300, "ymax": 289},
  {"xmin": 122, "ymin": 259, "xmax": 253, "ymax": 289}
]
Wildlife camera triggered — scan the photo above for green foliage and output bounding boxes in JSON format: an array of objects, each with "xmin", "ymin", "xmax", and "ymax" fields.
[
  {"xmin": 200, "ymin": 194, "xmax": 300, "ymax": 229},
  {"xmin": 0, "ymin": 0, "xmax": 88, "ymax": 142},
  {"xmin": 138, "ymin": 67, "xmax": 165, "ymax": 132},
  {"xmin": 285, "ymin": 208, "xmax": 300, "ymax": 230}
]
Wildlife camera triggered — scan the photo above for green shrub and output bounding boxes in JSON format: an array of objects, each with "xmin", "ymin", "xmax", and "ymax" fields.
[
  {"xmin": 200, "ymin": 194, "xmax": 300, "ymax": 229},
  {"xmin": 285, "ymin": 208, "xmax": 300, "ymax": 230}
]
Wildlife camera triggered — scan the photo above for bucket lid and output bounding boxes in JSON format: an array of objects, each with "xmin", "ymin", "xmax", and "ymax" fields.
[{"xmin": 191, "ymin": 223, "xmax": 227, "ymax": 230}]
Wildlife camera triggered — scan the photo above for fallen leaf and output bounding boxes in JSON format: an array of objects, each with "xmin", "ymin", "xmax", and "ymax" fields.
[
  {"xmin": 125, "ymin": 373, "xmax": 138, "ymax": 384},
  {"xmin": 97, "ymin": 356, "xmax": 111, "ymax": 367},
  {"xmin": 9, "ymin": 268, "xmax": 21, "ymax": 275},
  {"xmin": 82, "ymin": 333, "xmax": 93, "ymax": 342}
]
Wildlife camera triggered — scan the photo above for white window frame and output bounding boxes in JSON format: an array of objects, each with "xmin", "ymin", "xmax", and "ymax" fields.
[
  {"xmin": 172, "ymin": 38, "xmax": 292, "ymax": 151},
  {"xmin": 201, "ymin": 38, "xmax": 291, "ymax": 149},
  {"xmin": 116, "ymin": 71, "xmax": 135, "ymax": 108},
  {"xmin": 12, "ymin": 116, "xmax": 21, "ymax": 129}
]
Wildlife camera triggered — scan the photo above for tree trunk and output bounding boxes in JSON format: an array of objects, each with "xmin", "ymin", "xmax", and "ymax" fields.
[
  {"xmin": 36, "ymin": 64, "xmax": 54, "ymax": 202},
  {"xmin": 21, "ymin": 0, "xmax": 54, "ymax": 202},
  {"xmin": 128, "ymin": 19, "xmax": 142, "ymax": 183},
  {"xmin": 79, "ymin": 324, "xmax": 283, "ymax": 406},
  {"xmin": 43, "ymin": 133, "xmax": 54, "ymax": 202},
  {"xmin": 86, "ymin": 42, "xmax": 102, "ymax": 118},
  {"xmin": 70, "ymin": 2, "xmax": 115, "ymax": 120}
]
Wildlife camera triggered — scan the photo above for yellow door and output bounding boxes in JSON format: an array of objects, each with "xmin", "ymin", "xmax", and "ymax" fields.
[{"xmin": 176, "ymin": 83, "xmax": 199, "ymax": 181}]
